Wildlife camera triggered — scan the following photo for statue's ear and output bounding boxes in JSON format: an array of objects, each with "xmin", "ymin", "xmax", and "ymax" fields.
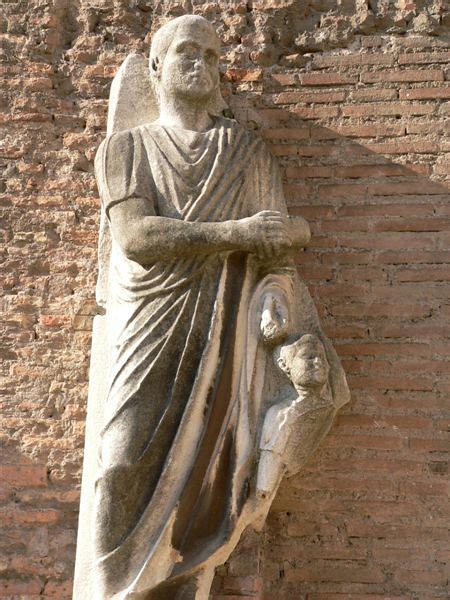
[
  {"xmin": 150, "ymin": 56, "xmax": 160, "ymax": 78},
  {"xmin": 107, "ymin": 53, "xmax": 159, "ymax": 134}
]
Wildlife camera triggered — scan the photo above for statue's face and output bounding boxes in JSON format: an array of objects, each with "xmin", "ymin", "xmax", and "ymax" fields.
[
  {"xmin": 289, "ymin": 343, "xmax": 329, "ymax": 389},
  {"xmin": 159, "ymin": 21, "xmax": 220, "ymax": 103}
]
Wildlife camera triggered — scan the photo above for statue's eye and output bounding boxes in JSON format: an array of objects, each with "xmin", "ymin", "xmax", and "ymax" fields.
[{"xmin": 177, "ymin": 43, "xmax": 198, "ymax": 58}]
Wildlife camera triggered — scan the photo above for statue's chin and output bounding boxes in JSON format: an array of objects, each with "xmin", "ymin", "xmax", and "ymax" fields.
[
  {"xmin": 294, "ymin": 375, "xmax": 327, "ymax": 390},
  {"xmin": 170, "ymin": 77, "xmax": 215, "ymax": 100},
  {"xmin": 177, "ymin": 88, "xmax": 213, "ymax": 104}
]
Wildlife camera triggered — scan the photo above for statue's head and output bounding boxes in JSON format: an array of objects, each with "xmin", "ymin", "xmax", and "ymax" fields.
[
  {"xmin": 149, "ymin": 15, "xmax": 225, "ymax": 114},
  {"xmin": 276, "ymin": 334, "xmax": 330, "ymax": 391}
]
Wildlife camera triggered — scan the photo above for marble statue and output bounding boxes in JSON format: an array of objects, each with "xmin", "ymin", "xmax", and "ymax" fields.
[{"xmin": 74, "ymin": 14, "xmax": 349, "ymax": 600}]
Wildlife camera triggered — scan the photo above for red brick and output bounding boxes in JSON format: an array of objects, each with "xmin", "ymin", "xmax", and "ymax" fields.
[
  {"xmin": 395, "ymin": 266, "xmax": 450, "ymax": 281},
  {"xmin": 371, "ymin": 543, "xmax": 445, "ymax": 562},
  {"xmin": 286, "ymin": 166, "xmax": 332, "ymax": 178},
  {"xmin": 326, "ymin": 434, "xmax": 405, "ymax": 450},
  {"xmin": 400, "ymin": 479, "xmax": 450, "ymax": 495},
  {"xmin": 296, "ymin": 475, "xmax": 397, "ymax": 496},
  {"xmin": 339, "ymin": 412, "xmax": 433, "ymax": 429},
  {"xmin": 334, "ymin": 164, "xmax": 411, "ymax": 178},
  {"xmin": 269, "ymin": 143, "xmax": 298, "ymax": 156},
  {"xmin": 308, "ymin": 592, "xmax": 411, "ymax": 600},
  {"xmin": 309, "ymin": 126, "xmax": 340, "ymax": 139},
  {"xmin": 433, "ymin": 416, "xmax": 450, "ymax": 430},
  {"xmin": 338, "ymin": 203, "xmax": 435, "ymax": 217},
  {"xmin": 300, "ymin": 73, "xmax": 358, "ymax": 86},
  {"xmin": 313, "ymin": 124, "xmax": 405, "ymax": 138},
  {"xmin": 393, "ymin": 568, "xmax": 447, "ymax": 586},
  {"xmin": 346, "ymin": 520, "xmax": 449, "ymax": 539},
  {"xmin": 319, "ymin": 218, "xmax": 369, "ymax": 232},
  {"xmin": 0, "ymin": 579, "xmax": 43, "ymax": 595},
  {"xmin": 224, "ymin": 68, "xmax": 263, "ymax": 82},
  {"xmin": 313, "ymin": 53, "xmax": 395, "ymax": 68},
  {"xmin": 0, "ymin": 112, "xmax": 53, "ymax": 124},
  {"xmin": 23, "ymin": 77, "xmax": 53, "ymax": 92},
  {"xmin": 399, "ymin": 86, "xmax": 450, "ymax": 100},
  {"xmin": 349, "ymin": 88, "xmax": 398, "ymax": 101},
  {"xmin": 336, "ymin": 341, "xmax": 430, "ymax": 357},
  {"xmin": 43, "ymin": 579, "xmax": 73, "ymax": 598},
  {"xmin": 0, "ymin": 508, "xmax": 60, "ymax": 526},
  {"xmin": 348, "ymin": 376, "xmax": 433, "ymax": 392},
  {"xmin": 274, "ymin": 90, "xmax": 346, "ymax": 104},
  {"xmin": 363, "ymin": 140, "xmax": 440, "ymax": 154},
  {"xmin": 290, "ymin": 205, "xmax": 335, "ymax": 218},
  {"xmin": 0, "ymin": 464, "xmax": 47, "ymax": 487},
  {"xmin": 270, "ymin": 72, "xmax": 296, "ymax": 85},
  {"xmin": 253, "ymin": 108, "xmax": 290, "ymax": 123},
  {"xmin": 283, "ymin": 183, "xmax": 311, "ymax": 199},
  {"xmin": 339, "ymin": 265, "xmax": 387, "ymax": 280},
  {"xmin": 39, "ymin": 315, "xmax": 71, "ymax": 328},
  {"xmin": 368, "ymin": 181, "xmax": 445, "ymax": 195},
  {"xmin": 299, "ymin": 266, "xmax": 334, "ymax": 280},
  {"xmin": 285, "ymin": 564, "xmax": 385, "ymax": 584},
  {"xmin": 376, "ymin": 250, "xmax": 450, "ymax": 265},
  {"xmin": 408, "ymin": 438, "xmax": 450, "ymax": 453},
  {"xmin": 222, "ymin": 576, "xmax": 262, "ymax": 595},
  {"xmin": 342, "ymin": 102, "xmax": 435, "ymax": 117},
  {"xmin": 407, "ymin": 120, "xmax": 450, "ymax": 134},
  {"xmin": 262, "ymin": 127, "xmax": 310, "ymax": 140},
  {"xmin": 317, "ymin": 183, "xmax": 367, "ymax": 199},
  {"xmin": 291, "ymin": 105, "xmax": 340, "ymax": 119},
  {"xmin": 211, "ymin": 594, "xmax": 255, "ymax": 600},
  {"xmin": 398, "ymin": 51, "xmax": 450, "ymax": 64},
  {"xmin": 373, "ymin": 217, "xmax": 450, "ymax": 232},
  {"xmin": 361, "ymin": 69, "xmax": 445, "ymax": 83}
]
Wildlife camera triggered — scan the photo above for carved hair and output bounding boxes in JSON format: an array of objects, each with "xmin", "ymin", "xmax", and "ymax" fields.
[{"xmin": 148, "ymin": 14, "xmax": 227, "ymax": 116}]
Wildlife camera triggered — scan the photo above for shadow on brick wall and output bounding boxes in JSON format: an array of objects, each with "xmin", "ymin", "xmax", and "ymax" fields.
[{"xmin": 211, "ymin": 111, "xmax": 449, "ymax": 599}]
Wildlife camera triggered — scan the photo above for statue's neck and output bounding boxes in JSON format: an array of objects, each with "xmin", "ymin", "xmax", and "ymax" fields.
[{"xmin": 157, "ymin": 93, "xmax": 213, "ymax": 132}]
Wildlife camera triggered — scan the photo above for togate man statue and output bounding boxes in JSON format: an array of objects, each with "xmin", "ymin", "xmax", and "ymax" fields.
[{"xmin": 74, "ymin": 14, "xmax": 350, "ymax": 600}]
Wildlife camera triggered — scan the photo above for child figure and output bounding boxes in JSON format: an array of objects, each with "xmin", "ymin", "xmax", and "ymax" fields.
[{"xmin": 257, "ymin": 333, "xmax": 335, "ymax": 498}]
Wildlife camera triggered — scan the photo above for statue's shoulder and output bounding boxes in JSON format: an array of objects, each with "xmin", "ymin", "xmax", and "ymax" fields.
[
  {"xmin": 215, "ymin": 115, "xmax": 266, "ymax": 151},
  {"xmin": 95, "ymin": 125, "xmax": 151, "ymax": 184},
  {"xmin": 96, "ymin": 124, "xmax": 151, "ymax": 164}
]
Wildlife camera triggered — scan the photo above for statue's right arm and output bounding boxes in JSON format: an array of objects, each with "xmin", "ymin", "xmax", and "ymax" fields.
[
  {"xmin": 108, "ymin": 199, "xmax": 292, "ymax": 264},
  {"xmin": 109, "ymin": 196, "xmax": 243, "ymax": 262}
]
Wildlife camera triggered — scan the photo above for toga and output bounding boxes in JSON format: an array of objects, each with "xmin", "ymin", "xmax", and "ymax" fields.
[{"xmin": 93, "ymin": 116, "xmax": 343, "ymax": 599}]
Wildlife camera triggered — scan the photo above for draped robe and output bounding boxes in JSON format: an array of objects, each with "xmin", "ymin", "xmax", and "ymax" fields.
[{"xmin": 94, "ymin": 117, "xmax": 298, "ymax": 598}]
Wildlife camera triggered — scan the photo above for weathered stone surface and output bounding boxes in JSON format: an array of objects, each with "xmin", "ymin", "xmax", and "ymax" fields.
[{"xmin": 74, "ymin": 15, "xmax": 348, "ymax": 600}]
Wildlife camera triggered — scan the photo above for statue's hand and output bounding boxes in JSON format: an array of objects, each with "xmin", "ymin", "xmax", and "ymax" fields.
[
  {"xmin": 260, "ymin": 293, "xmax": 289, "ymax": 344},
  {"xmin": 235, "ymin": 210, "xmax": 292, "ymax": 260}
]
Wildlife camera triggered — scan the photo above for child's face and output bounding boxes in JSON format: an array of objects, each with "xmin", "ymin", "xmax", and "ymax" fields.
[{"xmin": 289, "ymin": 343, "xmax": 329, "ymax": 389}]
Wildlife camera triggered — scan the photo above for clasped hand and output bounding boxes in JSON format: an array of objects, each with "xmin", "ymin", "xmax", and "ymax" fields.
[{"xmin": 234, "ymin": 210, "xmax": 292, "ymax": 260}]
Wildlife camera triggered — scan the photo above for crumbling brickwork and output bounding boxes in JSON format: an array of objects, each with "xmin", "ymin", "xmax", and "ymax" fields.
[{"xmin": 1, "ymin": 1, "xmax": 449, "ymax": 598}]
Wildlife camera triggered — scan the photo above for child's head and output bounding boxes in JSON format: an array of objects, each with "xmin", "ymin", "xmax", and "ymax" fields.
[{"xmin": 276, "ymin": 334, "xmax": 329, "ymax": 390}]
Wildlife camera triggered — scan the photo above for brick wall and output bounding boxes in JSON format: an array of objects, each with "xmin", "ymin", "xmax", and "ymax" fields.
[{"xmin": 1, "ymin": 1, "xmax": 449, "ymax": 598}]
